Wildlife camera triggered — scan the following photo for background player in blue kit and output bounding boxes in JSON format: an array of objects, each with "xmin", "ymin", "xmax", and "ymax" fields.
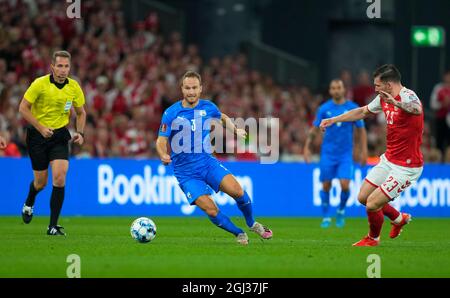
[
  {"xmin": 304, "ymin": 79, "xmax": 368, "ymax": 228},
  {"xmin": 156, "ymin": 71, "xmax": 273, "ymax": 245}
]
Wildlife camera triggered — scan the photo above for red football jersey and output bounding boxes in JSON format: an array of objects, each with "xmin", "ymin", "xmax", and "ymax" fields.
[{"xmin": 367, "ymin": 87, "xmax": 424, "ymax": 167}]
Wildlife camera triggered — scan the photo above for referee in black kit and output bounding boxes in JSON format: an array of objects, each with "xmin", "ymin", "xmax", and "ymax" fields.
[{"xmin": 18, "ymin": 50, "xmax": 86, "ymax": 236}]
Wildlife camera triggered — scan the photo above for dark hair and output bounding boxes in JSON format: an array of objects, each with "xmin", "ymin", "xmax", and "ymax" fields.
[
  {"xmin": 373, "ymin": 64, "xmax": 401, "ymax": 83},
  {"xmin": 181, "ymin": 70, "xmax": 202, "ymax": 86},
  {"xmin": 52, "ymin": 50, "xmax": 71, "ymax": 64}
]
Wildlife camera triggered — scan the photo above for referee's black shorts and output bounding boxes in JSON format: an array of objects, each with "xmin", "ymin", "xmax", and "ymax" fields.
[{"xmin": 26, "ymin": 126, "xmax": 72, "ymax": 171}]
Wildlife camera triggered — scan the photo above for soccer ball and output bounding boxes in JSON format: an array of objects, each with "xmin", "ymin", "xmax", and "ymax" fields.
[{"xmin": 130, "ymin": 217, "xmax": 157, "ymax": 243}]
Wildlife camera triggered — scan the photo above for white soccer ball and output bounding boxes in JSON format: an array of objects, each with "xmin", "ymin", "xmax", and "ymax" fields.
[{"xmin": 130, "ymin": 217, "xmax": 157, "ymax": 243}]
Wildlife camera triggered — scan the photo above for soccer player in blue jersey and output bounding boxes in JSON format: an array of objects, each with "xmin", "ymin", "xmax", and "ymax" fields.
[
  {"xmin": 304, "ymin": 79, "xmax": 368, "ymax": 228},
  {"xmin": 156, "ymin": 71, "xmax": 273, "ymax": 245}
]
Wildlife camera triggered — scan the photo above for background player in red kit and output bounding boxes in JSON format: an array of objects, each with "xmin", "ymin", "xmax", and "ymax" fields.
[{"xmin": 320, "ymin": 64, "xmax": 424, "ymax": 246}]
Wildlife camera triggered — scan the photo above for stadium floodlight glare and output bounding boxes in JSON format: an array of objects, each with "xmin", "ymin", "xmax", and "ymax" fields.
[{"xmin": 412, "ymin": 26, "xmax": 446, "ymax": 47}]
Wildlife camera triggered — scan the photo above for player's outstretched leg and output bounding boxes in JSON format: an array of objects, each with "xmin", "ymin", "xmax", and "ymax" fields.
[
  {"xmin": 22, "ymin": 174, "xmax": 46, "ymax": 224},
  {"xmin": 47, "ymin": 186, "xmax": 66, "ymax": 236},
  {"xmin": 22, "ymin": 181, "xmax": 40, "ymax": 224},
  {"xmin": 47, "ymin": 160, "xmax": 67, "ymax": 236},
  {"xmin": 219, "ymin": 175, "xmax": 272, "ymax": 239},
  {"xmin": 196, "ymin": 195, "xmax": 248, "ymax": 245},
  {"xmin": 353, "ymin": 189, "xmax": 389, "ymax": 246},
  {"xmin": 235, "ymin": 191, "xmax": 255, "ymax": 227},
  {"xmin": 236, "ymin": 192, "xmax": 273, "ymax": 239},
  {"xmin": 383, "ymin": 203, "xmax": 411, "ymax": 238},
  {"xmin": 353, "ymin": 209, "xmax": 383, "ymax": 246},
  {"xmin": 389, "ymin": 213, "xmax": 411, "ymax": 239},
  {"xmin": 209, "ymin": 212, "xmax": 248, "ymax": 245}
]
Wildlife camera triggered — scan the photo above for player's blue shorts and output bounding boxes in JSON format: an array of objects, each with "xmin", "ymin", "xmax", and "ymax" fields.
[
  {"xmin": 176, "ymin": 158, "xmax": 231, "ymax": 205},
  {"xmin": 319, "ymin": 159, "xmax": 354, "ymax": 182}
]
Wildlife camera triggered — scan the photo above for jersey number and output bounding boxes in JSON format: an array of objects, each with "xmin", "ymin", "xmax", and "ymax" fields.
[
  {"xmin": 383, "ymin": 176, "xmax": 399, "ymax": 192},
  {"xmin": 382, "ymin": 176, "xmax": 410, "ymax": 194},
  {"xmin": 191, "ymin": 119, "xmax": 196, "ymax": 132},
  {"xmin": 385, "ymin": 111, "xmax": 395, "ymax": 125}
]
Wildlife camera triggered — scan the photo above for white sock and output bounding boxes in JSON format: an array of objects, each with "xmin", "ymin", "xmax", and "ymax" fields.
[
  {"xmin": 393, "ymin": 214, "xmax": 403, "ymax": 224},
  {"xmin": 369, "ymin": 235, "xmax": 380, "ymax": 241}
]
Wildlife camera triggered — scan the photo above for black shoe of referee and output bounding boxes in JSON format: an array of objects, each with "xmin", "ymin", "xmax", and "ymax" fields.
[
  {"xmin": 47, "ymin": 225, "xmax": 66, "ymax": 236},
  {"xmin": 22, "ymin": 204, "xmax": 34, "ymax": 224}
]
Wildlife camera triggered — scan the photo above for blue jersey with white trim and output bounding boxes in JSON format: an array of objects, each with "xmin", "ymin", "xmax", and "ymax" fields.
[
  {"xmin": 313, "ymin": 99, "xmax": 364, "ymax": 163},
  {"xmin": 158, "ymin": 99, "xmax": 221, "ymax": 170}
]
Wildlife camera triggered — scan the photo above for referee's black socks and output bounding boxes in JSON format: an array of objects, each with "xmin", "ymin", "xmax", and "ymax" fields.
[
  {"xmin": 25, "ymin": 181, "xmax": 42, "ymax": 207},
  {"xmin": 50, "ymin": 186, "xmax": 65, "ymax": 227}
]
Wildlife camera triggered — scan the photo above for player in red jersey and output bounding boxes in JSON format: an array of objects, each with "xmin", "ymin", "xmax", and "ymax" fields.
[{"xmin": 320, "ymin": 64, "xmax": 424, "ymax": 246}]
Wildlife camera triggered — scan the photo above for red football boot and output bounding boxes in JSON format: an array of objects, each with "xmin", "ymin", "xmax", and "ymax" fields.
[
  {"xmin": 352, "ymin": 235, "xmax": 379, "ymax": 247},
  {"xmin": 390, "ymin": 213, "xmax": 411, "ymax": 239}
]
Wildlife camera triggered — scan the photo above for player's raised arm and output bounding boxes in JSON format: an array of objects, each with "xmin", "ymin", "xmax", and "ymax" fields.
[
  {"xmin": 303, "ymin": 126, "xmax": 321, "ymax": 163},
  {"xmin": 220, "ymin": 113, "xmax": 247, "ymax": 138},
  {"xmin": 156, "ymin": 136, "xmax": 172, "ymax": 165},
  {"xmin": 320, "ymin": 106, "xmax": 371, "ymax": 132},
  {"xmin": 379, "ymin": 90, "xmax": 422, "ymax": 115}
]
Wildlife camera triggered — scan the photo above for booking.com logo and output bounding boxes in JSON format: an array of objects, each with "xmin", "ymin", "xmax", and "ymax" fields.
[
  {"xmin": 97, "ymin": 164, "xmax": 254, "ymax": 215},
  {"xmin": 166, "ymin": 111, "xmax": 280, "ymax": 164}
]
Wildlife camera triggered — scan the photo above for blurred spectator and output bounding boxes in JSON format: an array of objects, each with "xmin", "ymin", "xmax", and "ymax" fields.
[
  {"xmin": 352, "ymin": 70, "xmax": 375, "ymax": 107},
  {"xmin": 430, "ymin": 70, "xmax": 450, "ymax": 156},
  {"xmin": 340, "ymin": 69, "xmax": 353, "ymax": 100},
  {"xmin": 0, "ymin": 0, "xmax": 445, "ymax": 164},
  {"xmin": 0, "ymin": 130, "xmax": 21, "ymax": 157},
  {"xmin": 445, "ymin": 147, "xmax": 450, "ymax": 163}
]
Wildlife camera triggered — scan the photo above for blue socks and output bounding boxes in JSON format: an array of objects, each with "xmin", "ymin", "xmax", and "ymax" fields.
[
  {"xmin": 207, "ymin": 191, "xmax": 255, "ymax": 236},
  {"xmin": 321, "ymin": 188, "xmax": 349, "ymax": 218},
  {"xmin": 208, "ymin": 211, "xmax": 244, "ymax": 236},
  {"xmin": 320, "ymin": 190, "xmax": 330, "ymax": 218},
  {"xmin": 339, "ymin": 190, "xmax": 350, "ymax": 212},
  {"xmin": 235, "ymin": 191, "xmax": 255, "ymax": 228}
]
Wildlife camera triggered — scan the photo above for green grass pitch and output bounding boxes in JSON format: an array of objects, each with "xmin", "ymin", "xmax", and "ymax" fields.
[{"xmin": 0, "ymin": 216, "xmax": 449, "ymax": 277}]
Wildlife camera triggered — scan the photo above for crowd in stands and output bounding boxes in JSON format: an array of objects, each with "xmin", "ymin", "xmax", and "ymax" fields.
[{"xmin": 1, "ymin": 0, "xmax": 449, "ymax": 163}]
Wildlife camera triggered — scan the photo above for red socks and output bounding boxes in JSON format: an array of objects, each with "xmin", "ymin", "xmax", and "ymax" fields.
[
  {"xmin": 367, "ymin": 210, "xmax": 384, "ymax": 239},
  {"xmin": 382, "ymin": 204, "xmax": 400, "ymax": 221}
]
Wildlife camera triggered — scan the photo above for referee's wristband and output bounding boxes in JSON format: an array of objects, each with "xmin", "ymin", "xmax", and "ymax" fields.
[{"xmin": 76, "ymin": 131, "xmax": 84, "ymax": 138}]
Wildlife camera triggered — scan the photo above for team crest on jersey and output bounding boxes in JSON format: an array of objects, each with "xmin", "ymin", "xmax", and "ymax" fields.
[{"xmin": 199, "ymin": 110, "xmax": 207, "ymax": 116}]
